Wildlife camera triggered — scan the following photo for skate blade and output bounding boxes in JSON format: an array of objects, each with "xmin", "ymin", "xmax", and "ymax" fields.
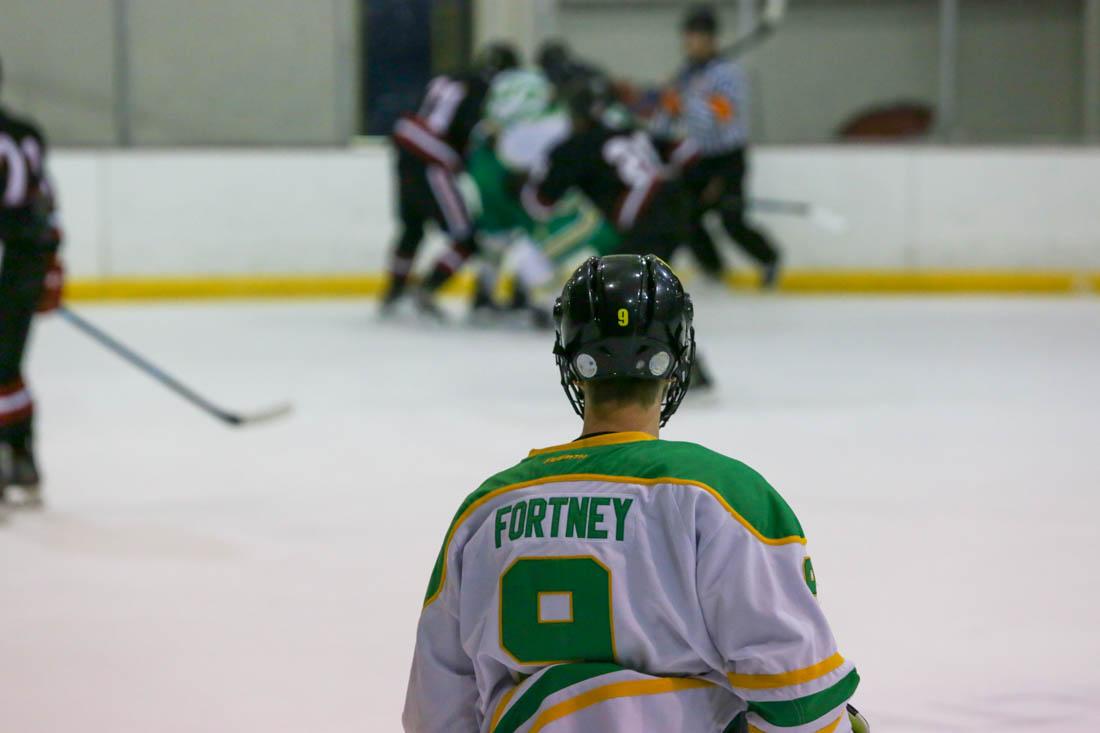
[
  {"xmin": 376, "ymin": 298, "xmax": 418, "ymax": 322},
  {"xmin": 2, "ymin": 485, "xmax": 45, "ymax": 510}
]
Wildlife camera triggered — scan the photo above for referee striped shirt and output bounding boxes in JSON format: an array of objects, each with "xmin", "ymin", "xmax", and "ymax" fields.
[{"xmin": 652, "ymin": 56, "xmax": 750, "ymax": 156}]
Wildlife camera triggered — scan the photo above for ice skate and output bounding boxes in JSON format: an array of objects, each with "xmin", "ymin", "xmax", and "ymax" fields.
[{"xmin": 0, "ymin": 442, "xmax": 42, "ymax": 508}]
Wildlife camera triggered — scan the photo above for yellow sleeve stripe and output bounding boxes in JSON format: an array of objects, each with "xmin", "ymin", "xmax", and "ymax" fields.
[
  {"xmin": 729, "ymin": 652, "xmax": 846, "ymax": 691},
  {"xmin": 424, "ymin": 472, "xmax": 805, "ymax": 609},
  {"xmin": 489, "ymin": 687, "xmax": 518, "ymax": 731},
  {"xmin": 527, "ymin": 677, "xmax": 713, "ymax": 733}
]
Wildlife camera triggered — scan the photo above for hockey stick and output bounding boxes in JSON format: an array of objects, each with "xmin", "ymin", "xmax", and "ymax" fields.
[
  {"xmin": 719, "ymin": 0, "xmax": 788, "ymax": 59},
  {"xmin": 57, "ymin": 307, "xmax": 292, "ymax": 427},
  {"xmin": 747, "ymin": 197, "xmax": 848, "ymax": 233}
]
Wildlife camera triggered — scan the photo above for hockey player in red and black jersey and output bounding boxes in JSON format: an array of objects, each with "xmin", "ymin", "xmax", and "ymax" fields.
[
  {"xmin": 381, "ymin": 42, "xmax": 519, "ymax": 317},
  {"xmin": 0, "ymin": 57, "xmax": 64, "ymax": 504},
  {"xmin": 521, "ymin": 77, "xmax": 699, "ymax": 264}
]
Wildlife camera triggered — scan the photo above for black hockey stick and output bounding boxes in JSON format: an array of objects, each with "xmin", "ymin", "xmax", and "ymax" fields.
[
  {"xmin": 719, "ymin": 21, "xmax": 777, "ymax": 59},
  {"xmin": 57, "ymin": 307, "xmax": 292, "ymax": 427},
  {"xmin": 746, "ymin": 197, "xmax": 848, "ymax": 232}
]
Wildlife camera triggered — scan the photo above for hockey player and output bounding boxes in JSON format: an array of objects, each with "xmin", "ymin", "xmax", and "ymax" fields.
[
  {"xmin": 403, "ymin": 255, "xmax": 867, "ymax": 732},
  {"xmin": 464, "ymin": 69, "xmax": 619, "ymax": 325},
  {"xmin": 652, "ymin": 4, "xmax": 782, "ymax": 287},
  {"xmin": 521, "ymin": 80, "xmax": 721, "ymax": 389},
  {"xmin": 0, "ymin": 57, "xmax": 64, "ymax": 503},
  {"xmin": 381, "ymin": 42, "xmax": 519, "ymax": 316},
  {"xmin": 536, "ymin": 39, "xmax": 601, "ymax": 90},
  {"xmin": 521, "ymin": 79, "xmax": 697, "ymax": 262}
]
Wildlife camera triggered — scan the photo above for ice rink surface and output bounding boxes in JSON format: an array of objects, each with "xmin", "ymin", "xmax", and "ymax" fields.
[{"xmin": 2, "ymin": 293, "xmax": 1098, "ymax": 732}]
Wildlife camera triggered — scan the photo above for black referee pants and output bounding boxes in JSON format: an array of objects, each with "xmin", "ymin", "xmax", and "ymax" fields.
[{"xmin": 685, "ymin": 147, "xmax": 779, "ymax": 275}]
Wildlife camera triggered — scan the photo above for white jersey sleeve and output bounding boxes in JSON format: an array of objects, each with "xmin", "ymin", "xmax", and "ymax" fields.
[
  {"xmin": 496, "ymin": 113, "xmax": 571, "ymax": 172},
  {"xmin": 403, "ymin": 597, "xmax": 479, "ymax": 732},
  {"xmin": 695, "ymin": 498, "xmax": 858, "ymax": 732}
]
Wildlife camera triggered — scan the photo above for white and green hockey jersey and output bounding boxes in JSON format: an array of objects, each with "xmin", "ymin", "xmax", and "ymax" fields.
[{"xmin": 403, "ymin": 432, "xmax": 859, "ymax": 733}]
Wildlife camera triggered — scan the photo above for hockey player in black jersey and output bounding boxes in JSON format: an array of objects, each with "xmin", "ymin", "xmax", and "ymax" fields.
[
  {"xmin": 520, "ymin": 79, "xmax": 718, "ymax": 392},
  {"xmin": 520, "ymin": 77, "xmax": 697, "ymax": 263},
  {"xmin": 0, "ymin": 57, "xmax": 64, "ymax": 504},
  {"xmin": 381, "ymin": 42, "xmax": 519, "ymax": 317}
]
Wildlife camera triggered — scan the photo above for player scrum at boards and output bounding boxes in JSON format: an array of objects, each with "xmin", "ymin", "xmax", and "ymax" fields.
[{"xmin": 403, "ymin": 255, "xmax": 868, "ymax": 732}]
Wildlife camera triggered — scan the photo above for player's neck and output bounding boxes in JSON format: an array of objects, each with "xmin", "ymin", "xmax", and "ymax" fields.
[{"xmin": 581, "ymin": 405, "xmax": 661, "ymax": 440}]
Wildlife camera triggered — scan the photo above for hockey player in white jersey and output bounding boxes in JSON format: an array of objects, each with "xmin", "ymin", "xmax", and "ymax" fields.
[
  {"xmin": 464, "ymin": 69, "xmax": 620, "ymax": 325},
  {"xmin": 403, "ymin": 255, "xmax": 867, "ymax": 733}
]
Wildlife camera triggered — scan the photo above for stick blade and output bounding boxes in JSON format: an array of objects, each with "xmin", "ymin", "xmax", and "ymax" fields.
[
  {"xmin": 222, "ymin": 402, "xmax": 294, "ymax": 427},
  {"xmin": 811, "ymin": 206, "xmax": 849, "ymax": 233}
]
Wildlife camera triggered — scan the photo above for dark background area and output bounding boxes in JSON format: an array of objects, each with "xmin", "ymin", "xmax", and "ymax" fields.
[{"xmin": 360, "ymin": 0, "xmax": 473, "ymax": 136}]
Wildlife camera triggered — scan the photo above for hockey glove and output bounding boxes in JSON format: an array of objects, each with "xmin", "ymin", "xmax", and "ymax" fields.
[
  {"xmin": 37, "ymin": 254, "xmax": 64, "ymax": 314},
  {"xmin": 848, "ymin": 704, "xmax": 870, "ymax": 732}
]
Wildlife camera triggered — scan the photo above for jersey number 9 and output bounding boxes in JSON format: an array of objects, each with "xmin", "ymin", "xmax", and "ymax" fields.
[{"xmin": 499, "ymin": 556, "xmax": 616, "ymax": 664}]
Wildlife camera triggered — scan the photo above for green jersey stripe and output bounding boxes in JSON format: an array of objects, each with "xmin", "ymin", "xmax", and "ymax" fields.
[
  {"xmin": 492, "ymin": 663, "xmax": 624, "ymax": 733},
  {"xmin": 747, "ymin": 669, "xmax": 861, "ymax": 727}
]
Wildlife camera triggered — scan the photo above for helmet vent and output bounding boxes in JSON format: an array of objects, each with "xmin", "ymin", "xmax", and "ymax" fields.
[
  {"xmin": 575, "ymin": 353, "xmax": 599, "ymax": 379},
  {"xmin": 649, "ymin": 351, "xmax": 671, "ymax": 376}
]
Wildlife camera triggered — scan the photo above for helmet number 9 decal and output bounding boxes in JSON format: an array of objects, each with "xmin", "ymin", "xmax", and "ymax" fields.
[
  {"xmin": 499, "ymin": 556, "xmax": 615, "ymax": 664},
  {"xmin": 617, "ymin": 308, "xmax": 629, "ymax": 327}
]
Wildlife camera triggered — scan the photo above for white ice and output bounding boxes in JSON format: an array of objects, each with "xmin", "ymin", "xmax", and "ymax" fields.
[{"xmin": 2, "ymin": 293, "xmax": 1098, "ymax": 732}]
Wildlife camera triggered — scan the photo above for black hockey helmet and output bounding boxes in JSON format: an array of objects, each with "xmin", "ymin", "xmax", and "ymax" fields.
[
  {"xmin": 554, "ymin": 255, "xmax": 696, "ymax": 426},
  {"xmin": 682, "ymin": 4, "xmax": 720, "ymax": 35},
  {"xmin": 558, "ymin": 75, "xmax": 612, "ymax": 123},
  {"xmin": 476, "ymin": 41, "xmax": 521, "ymax": 80},
  {"xmin": 537, "ymin": 39, "xmax": 571, "ymax": 83},
  {"xmin": 537, "ymin": 40, "xmax": 570, "ymax": 71}
]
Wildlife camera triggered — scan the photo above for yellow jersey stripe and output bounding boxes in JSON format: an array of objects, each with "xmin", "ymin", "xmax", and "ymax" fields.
[
  {"xmin": 541, "ymin": 207, "xmax": 600, "ymax": 259},
  {"xmin": 729, "ymin": 652, "xmax": 846, "ymax": 691},
  {"xmin": 489, "ymin": 687, "xmax": 518, "ymax": 732},
  {"xmin": 528, "ymin": 677, "xmax": 714, "ymax": 733},
  {"xmin": 527, "ymin": 432, "xmax": 656, "ymax": 458}
]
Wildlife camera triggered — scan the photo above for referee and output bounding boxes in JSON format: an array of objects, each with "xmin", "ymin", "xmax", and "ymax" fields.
[{"xmin": 653, "ymin": 4, "xmax": 781, "ymax": 287}]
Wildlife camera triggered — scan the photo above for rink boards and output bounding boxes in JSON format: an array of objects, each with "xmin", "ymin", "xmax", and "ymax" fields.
[{"xmin": 47, "ymin": 144, "xmax": 1100, "ymax": 297}]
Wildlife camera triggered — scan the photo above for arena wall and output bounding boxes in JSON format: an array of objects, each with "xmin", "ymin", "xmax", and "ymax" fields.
[{"xmin": 52, "ymin": 144, "xmax": 1100, "ymax": 298}]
